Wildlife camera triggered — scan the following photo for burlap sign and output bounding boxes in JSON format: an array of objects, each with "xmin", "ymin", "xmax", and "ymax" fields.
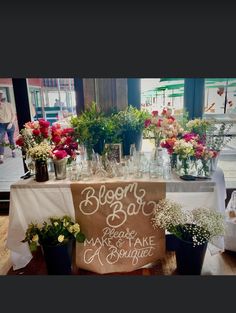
[{"xmin": 71, "ymin": 180, "xmax": 166, "ymax": 274}]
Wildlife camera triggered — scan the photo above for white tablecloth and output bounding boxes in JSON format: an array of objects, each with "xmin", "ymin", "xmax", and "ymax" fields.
[{"xmin": 6, "ymin": 169, "xmax": 226, "ymax": 270}]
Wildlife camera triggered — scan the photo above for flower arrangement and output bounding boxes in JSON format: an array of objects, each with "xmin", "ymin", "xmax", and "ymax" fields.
[
  {"xmin": 27, "ymin": 141, "xmax": 52, "ymax": 161},
  {"xmin": 152, "ymin": 199, "xmax": 225, "ymax": 246},
  {"xmin": 186, "ymin": 118, "xmax": 211, "ymax": 143},
  {"xmin": 51, "ymin": 123, "xmax": 78, "ymax": 162},
  {"xmin": 16, "ymin": 118, "xmax": 78, "ymax": 164},
  {"xmin": 144, "ymin": 108, "xmax": 184, "ymax": 146},
  {"xmin": 22, "ymin": 215, "xmax": 86, "ymax": 252},
  {"xmin": 16, "ymin": 119, "xmax": 51, "ymax": 151},
  {"xmin": 160, "ymin": 117, "xmax": 219, "ymax": 176}
]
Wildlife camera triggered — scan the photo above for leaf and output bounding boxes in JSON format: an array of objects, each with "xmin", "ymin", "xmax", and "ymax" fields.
[
  {"xmin": 29, "ymin": 242, "xmax": 38, "ymax": 252},
  {"xmin": 76, "ymin": 232, "xmax": 86, "ymax": 243}
]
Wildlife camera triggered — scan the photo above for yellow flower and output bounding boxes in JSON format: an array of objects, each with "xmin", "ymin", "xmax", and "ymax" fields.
[
  {"xmin": 73, "ymin": 223, "xmax": 80, "ymax": 233},
  {"xmin": 68, "ymin": 225, "xmax": 74, "ymax": 233},
  {"xmin": 58, "ymin": 235, "xmax": 64, "ymax": 243},
  {"xmin": 32, "ymin": 234, "xmax": 39, "ymax": 242}
]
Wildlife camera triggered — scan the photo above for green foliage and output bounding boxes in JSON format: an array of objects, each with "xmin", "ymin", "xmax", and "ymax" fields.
[
  {"xmin": 111, "ymin": 105, "xmax": 150, "ymax": 134},
  {"xmin": 70, "ymin": 102, "xmax": 107, "ymax": 147},
  {"xmin": 177, "ymin": 109, "xmax": 189, "ymax": 129},
  {"xmin": 206, "ymin": 121, "xmax": 233, "ymax": 151},
  {"xmin": 70, "ymin": 104, "xmax": 150, "ymax": 150}
]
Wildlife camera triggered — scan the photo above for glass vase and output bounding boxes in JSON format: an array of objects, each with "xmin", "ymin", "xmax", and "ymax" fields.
[
  {"xmin": 35, "ymin": 159, "xmax": 49, "ymax": 182},
  {"xmin": 177, "ymin": 156, "xmax": 197, "ymax": 176},
  {"xmin": 197, "ymin": 159, "xmax": 211, "ymax": 177}
]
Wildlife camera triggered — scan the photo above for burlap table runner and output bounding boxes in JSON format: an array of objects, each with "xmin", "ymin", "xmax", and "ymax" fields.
[{"xmin": 71, "ymin": 180, "xmax": 166, "ymax": 274}]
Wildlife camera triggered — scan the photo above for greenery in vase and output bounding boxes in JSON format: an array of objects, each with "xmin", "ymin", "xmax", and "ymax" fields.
[
  {"xmin": 111, "ymin": 105, "xmax": 150, "ymax": 135},
  {"xmin": 70, "ymin": 102, "xmax": 107, "ymax": 153}
]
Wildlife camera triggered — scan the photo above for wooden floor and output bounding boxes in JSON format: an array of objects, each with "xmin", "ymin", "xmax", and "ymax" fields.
[{"xmin": 7, "ymin": 247, "xmax": 236, "ymax": 276}]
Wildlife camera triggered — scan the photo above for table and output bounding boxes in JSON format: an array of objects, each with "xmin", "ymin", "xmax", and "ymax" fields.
[{"xmin": 6, "ymin": 169, "xmax": 226, "ymax": 271}]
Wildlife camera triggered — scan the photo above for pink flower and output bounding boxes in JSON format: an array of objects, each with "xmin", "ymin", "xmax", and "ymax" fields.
[
  {"xmin": 144, "ymin": 119, "xmax": 152, "ymax": 128},
  {"xmin": 168, "ymin": 116, "xmax": 175, "ymax": 122},
  {"xmin": 152, "ymin": 110, "xmax": 158, "ymax": 117},
  {"xmin": 157, "ymin": 119, "xmax": 163, "ymax": 127},
  {"xmin": 53, "ymin": 150, "xmax": 68, "ymax": 159},
  {"xmin": 183, "ymin": 132, "xmax": 198, "ymax": 142}
]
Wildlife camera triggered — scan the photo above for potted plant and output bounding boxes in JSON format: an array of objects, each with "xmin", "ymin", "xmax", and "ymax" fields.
[
  {"xmin": 152, "ymin": 199, "xmax": 225, "ymax": 275},
  {"xmin": 111, "ymin": 105, "xmax": 150, "ymax": 155},
  {"xmin": 22, "ymin": 215, "xmax": 86, "ymax": 275},
  {"xmin": 70, "ymin": 102, "xmax": 107, "ymax": 159}
]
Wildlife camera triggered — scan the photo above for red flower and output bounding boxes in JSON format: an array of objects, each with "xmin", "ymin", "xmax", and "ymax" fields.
[
  {"xmin": 62, "ymin": 128, "xmax": 74, "ymax": 136},
  {"xmin": 52, "ymin": 136, "xmax": 61, "ymax": 144},
  {"xmin": 151, "ymin": 110, "xmax": 158, "ymax": 117},
  {"xmin": 38, "ymin": 119, "xmax": 50, "ymax": 128},
  {"xmin": 70, "ymin": 142, "xmax": 78, "ymax": 150},
  {"xmin": 65, "ymin": 137, "xmax": 72, "ymax": 145},
  {"xmin": 53, "ymin": 149, "xmax": 68, "ymax": 159},
  {"xmin": 16, "ymin": 137, "xmax": 24, "ymax": 147},
  {"xmin": 144, "ymin": 119, "xmax": 152, "ymax": 128},
  {"xmin": 32, "ymin": 129, "xmax": 40, "ymax": 136}
]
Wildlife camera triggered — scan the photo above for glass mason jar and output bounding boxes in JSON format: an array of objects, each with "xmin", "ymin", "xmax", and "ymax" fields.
[
  {"xmin": 197, "ymin": 158, "xmax": 211, "ymax": 177},
  {"xmin": 176, "ymin": 156, "xmax": 197, "ymax": 176}
]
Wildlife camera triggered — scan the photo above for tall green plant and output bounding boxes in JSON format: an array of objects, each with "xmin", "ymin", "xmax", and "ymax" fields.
[
  {"xmin": 70, "ymin": 102, "xmax": 107, "ymax": 148},
  {"xmin": 111, "ymin": 105, "xmax": 150, "ymax": 134}
]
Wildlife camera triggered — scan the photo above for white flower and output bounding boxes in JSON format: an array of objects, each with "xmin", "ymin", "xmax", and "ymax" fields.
[
  {"xmin": 54, "ymin": 222, "xmax": 59, "ymax": 226},
  {"xmin": 58, "ymin": 235, "xmax": 64, "ymax": 243}
]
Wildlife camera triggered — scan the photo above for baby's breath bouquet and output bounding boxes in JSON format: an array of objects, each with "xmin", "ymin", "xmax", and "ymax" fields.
[
  {"xmin": 27, "ymin": 141, "xmax": 52, "ymax": 161},
  {"xmin": 152, "ymin": 199, "xmax": 225, "ymax": 246},
  {"xmin": 22, "ymin": 215, "xmax": 86, "ymax": 252}
]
